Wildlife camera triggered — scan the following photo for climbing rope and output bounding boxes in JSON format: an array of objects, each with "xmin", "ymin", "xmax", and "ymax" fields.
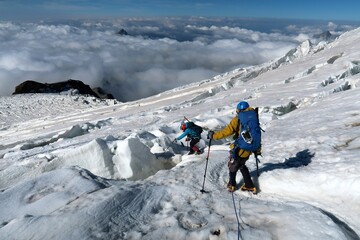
[
  {"xmin": 231, "ymin": 192, "xmax": 243, "ymax": 240},
  {"xmin": 238, "ymin": 197, "xmax": 252, "ymax": 227}
]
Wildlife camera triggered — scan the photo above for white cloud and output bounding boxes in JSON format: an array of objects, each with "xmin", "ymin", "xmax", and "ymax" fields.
[
  {"xmin": 294, "ymin": 33, "xmax": 311, "ymax": 43},
  {"xmin": 0, "ymin": 18, "xmax": 356, "ymax": 101},
  {"xmin": 327, "ymin": 21, "xmax": 338, "ymax": 30}
]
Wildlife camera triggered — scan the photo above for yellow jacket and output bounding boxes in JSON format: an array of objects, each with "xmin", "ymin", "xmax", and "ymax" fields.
[{"xmin": 213, "ymin": 109, "xmax": 253, "ymax": 158}]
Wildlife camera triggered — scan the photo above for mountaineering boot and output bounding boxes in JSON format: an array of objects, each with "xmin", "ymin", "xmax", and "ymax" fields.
[
  {"xmin": 239, "ymin": 165, "xmax": 254, "ymax": 187},
  {"xmin": 227, "ymin": 172, "xmax": 237, "ymax": 192},
  {"xmin": 227, "ymin": 184, "xmax": 235, "ymax": 192},
  {"xmin": 227, "ymin": 181, "xmax": 236, "ymax": 192},
  {"xmin": 240, "ymin": 184, "xmax": 257, "ymax": 194}
]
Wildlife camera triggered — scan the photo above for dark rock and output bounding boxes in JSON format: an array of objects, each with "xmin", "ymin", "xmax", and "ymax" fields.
[
  {"xmin": 92, "ymin": 87, "xmax": 115, "ymax": 99},
  {"xmin": 13, "ymin": 79, "xmax": 102, "ymax": 98}
]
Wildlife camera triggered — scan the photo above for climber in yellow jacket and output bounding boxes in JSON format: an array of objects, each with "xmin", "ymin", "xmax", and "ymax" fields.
[{"xmin": 208, "ymin": 101, "xmax": 259, "ymax": 193}]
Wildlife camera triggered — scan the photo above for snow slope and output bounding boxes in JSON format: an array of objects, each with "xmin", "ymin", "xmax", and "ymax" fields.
[{"xmin": 0, "ymin": 27, "xmax": 360, "ymax": 240}]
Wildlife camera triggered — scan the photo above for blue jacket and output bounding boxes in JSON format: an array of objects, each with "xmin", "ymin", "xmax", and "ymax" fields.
[{"xmin": 177, "ymin": 123, "xmax": 201, "ymax": 140}]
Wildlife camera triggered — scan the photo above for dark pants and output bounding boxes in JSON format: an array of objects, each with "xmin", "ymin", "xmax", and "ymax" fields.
[
  {"xmin": 189, "ymin": 138, "xmax": 200, "ymax": 153},
  {"xmin": 228, "ymin": 153, "xmax": 254, "ymax": 188}
]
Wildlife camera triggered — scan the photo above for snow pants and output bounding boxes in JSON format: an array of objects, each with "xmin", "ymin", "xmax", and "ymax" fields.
[
  {"xmin": 189, "ymin": 137, "xmax": 200, "ymax": 153},
  {"xmin": 228, "ymin": 152, "xmax": 254, "ymax": 188}
]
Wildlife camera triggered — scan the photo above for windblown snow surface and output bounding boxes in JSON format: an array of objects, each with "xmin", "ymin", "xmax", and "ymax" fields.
[{"xmin": 0, "ymin": 28, "xmax": 360, "ymax": 240}]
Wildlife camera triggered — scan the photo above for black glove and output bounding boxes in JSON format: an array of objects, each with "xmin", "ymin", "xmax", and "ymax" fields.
[
  {"xmin": 174, "ymin": 138, "xmax": 177, "ymax": 143},
  {"xmin": 255, "ymin": 146, "xmax": 262, "ymax": 156},
  {"xmin": 207, "ymin": 130, "xmax": 214, "ymax": 139}
]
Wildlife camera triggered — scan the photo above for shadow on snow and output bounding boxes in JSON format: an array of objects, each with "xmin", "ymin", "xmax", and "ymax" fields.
[
  {"xmin": 249, "ymin": 149, "xmax": 315, "ymax": 192},
  {"xmin": 260, "ymin": 149, "xmax": 314, "ymax": 173}
]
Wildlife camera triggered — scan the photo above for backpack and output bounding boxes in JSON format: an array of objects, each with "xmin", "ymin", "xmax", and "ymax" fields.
[
  {"xmin": 235, "ymin": 108, "xmax": 261, "ymax": 152},
  {"xmin": 187, "ymin": 122, "xmax": 203, "ymax": 135}
]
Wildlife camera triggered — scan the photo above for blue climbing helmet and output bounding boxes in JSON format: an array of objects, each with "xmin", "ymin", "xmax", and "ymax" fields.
[{"xmin": 236, "ymin": 101, "xmax": 249, "ymax": 113}]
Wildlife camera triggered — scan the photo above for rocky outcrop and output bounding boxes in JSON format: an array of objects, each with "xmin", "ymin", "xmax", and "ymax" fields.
[
  {"xmin": 92, "ymin": 87, "xmax": 115, "ymax": 99},
  {"xmin": 13, "ymin": 79, "xmax": 109, "ymax": 98}
]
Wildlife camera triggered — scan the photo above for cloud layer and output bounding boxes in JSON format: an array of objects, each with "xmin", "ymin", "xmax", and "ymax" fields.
[{"xmin": 0, "ymin": 17, "xmax": 356, "ymax": 101}]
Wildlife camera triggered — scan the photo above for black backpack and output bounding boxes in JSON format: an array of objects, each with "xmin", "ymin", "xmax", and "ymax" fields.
[{"xmin": 187, "ymin": 122, "xmax": 203, "ymax": 135}]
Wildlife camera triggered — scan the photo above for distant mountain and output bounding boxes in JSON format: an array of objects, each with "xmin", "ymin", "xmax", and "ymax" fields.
[
  {"xmin": 117, "ymin": 29, "xmax": 128, "ymax": 35},
  {"xmin": 313, "ymin": 30, "xmax": 337, "ymax": 42}
]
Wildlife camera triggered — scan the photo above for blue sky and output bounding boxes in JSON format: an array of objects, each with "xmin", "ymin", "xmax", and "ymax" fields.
[{"xmin": 1, "ymin": 0, "xmax": 360, "ymax": 22}]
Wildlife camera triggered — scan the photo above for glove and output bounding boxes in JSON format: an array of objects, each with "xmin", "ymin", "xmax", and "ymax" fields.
[
  {"xmin": 255, "ymin": 146, "xmax": 262, "ymax": 156},
  {"xmin": 185, "ymin": 137, "xmax": 191, "ymax": 141},
  {"xmin": 207, "ymin": 130, "xmax": 214, "ymax": 139},
  {"xmin": 174, "ymin": 138, "xmax": 177, "ymax": 143}
]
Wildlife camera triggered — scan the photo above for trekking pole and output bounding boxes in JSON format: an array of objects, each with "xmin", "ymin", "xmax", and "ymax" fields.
[
  {"xmin": 254, "ymin": 153, "xmax": 260, "ymax": 177},
  {"xmin": 184, "ymin": 116, "xmax": 190, "ymax": 122},
  {"xmin": 200, "ymin": 139, "xmax": 212, "ymax": 193}
]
